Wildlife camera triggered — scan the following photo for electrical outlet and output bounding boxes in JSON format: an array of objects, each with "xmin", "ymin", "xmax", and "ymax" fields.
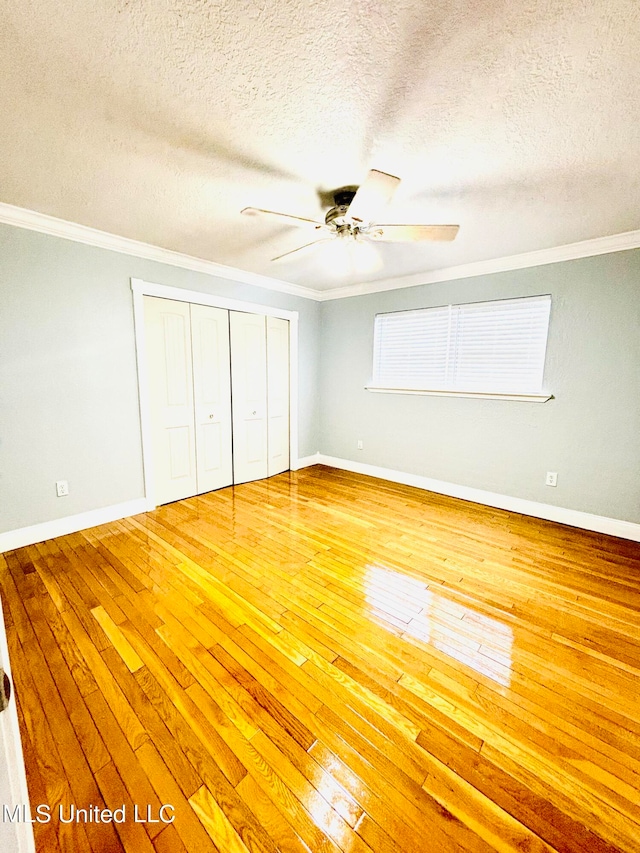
[
  {"xmin": 56, "ymin": 480, "xmax": 69, "ymax": 497},
  {"xmin": 357, "ymin": 440, "xmax": 363, "ymax": 450},
  {"xmin": 545, "ymin": 472, "xmax": 558, "ymax": 487}
]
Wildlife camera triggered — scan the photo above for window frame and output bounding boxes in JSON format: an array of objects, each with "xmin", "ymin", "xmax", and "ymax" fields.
[{"xmin": 367, "ymin": 295, "xmax": 553, "ymax": 403}]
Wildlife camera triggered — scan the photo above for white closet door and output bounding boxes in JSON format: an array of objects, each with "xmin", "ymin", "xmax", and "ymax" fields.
[
  {"xmin": 230, "ymin": 311, "xmax": 268, "ymax": 484},
  {"xmin": 190, "ymin": 304, "xmax": 233, "ymax": 493},
  {"xmin": 267, "ymin": 317, "xmax": 290, "ymax": 476},
  {"xmin": 143, "ymin": 297, "xmax": 197, "ymax": 505}
]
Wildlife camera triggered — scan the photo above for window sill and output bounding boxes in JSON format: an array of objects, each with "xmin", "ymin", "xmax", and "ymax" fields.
[{"xmin": 365, "ymin": 386, "xmax": 553, "ymax": 403}]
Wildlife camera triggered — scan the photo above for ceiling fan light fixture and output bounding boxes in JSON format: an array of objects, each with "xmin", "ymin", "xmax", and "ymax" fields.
[
  {"xmin": 323, "ymin": 237, "xmax": 381, "ymax": 274},
  {"xmin": 352, "ymin": 240, "xmax": 382, "ymax": 273}
]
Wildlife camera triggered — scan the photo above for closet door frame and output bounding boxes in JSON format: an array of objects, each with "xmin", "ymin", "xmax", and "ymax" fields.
[{"xmin": 131, "ymin": 277, "xmax": 299, "ymax": 511}]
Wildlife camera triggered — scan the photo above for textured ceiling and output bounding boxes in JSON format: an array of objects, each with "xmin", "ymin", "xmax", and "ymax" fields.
[{"xmin": 1, "ymin": 0, "xmax": 639, "ymax": 292}]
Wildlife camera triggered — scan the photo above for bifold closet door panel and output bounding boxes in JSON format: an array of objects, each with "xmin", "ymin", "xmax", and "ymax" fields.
[
  {"xmin": 230, "ymin": 311, "xmax": 268, "ymax": 484},
  {"xmin": 267, "ymin": 317, "xmax": 290, "ymax": 476},
  {"xmin": 143, "ymin": 297, "xmax": 197, "ymax": 505},
  {"xmin": 190, "ymin": 304, "xmax": 233, "ymax": 493}
]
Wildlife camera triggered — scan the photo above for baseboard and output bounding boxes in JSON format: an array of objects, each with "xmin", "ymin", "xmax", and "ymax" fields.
[
  {"xmin": 0, "ymin": 498, "xmax": 149, "ymax": 554},
  {"xmin": 292, "ymin": 453, "xmax": 321, "ymax": 470},
  {"xmin": 317, "ymin": 455, "xmax": 640, "ymax": 542},
  {"xmin": 3, "ymin": 465, "xmax": 637, "ymax": 549}
]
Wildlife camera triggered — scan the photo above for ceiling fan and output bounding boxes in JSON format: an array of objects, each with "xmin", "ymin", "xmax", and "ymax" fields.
[{"xmin": 241, "ymin": 169, "xmax": 459, "ymax": 262}]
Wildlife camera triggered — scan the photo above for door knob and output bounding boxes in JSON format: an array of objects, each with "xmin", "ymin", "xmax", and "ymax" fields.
[
  {"xmin": 209, "ymin": 414, "xmax": 215, "ymax": 419},
  {"xmin": 252, "ymin": 411, "xmax": 257, "ymax": 416}
]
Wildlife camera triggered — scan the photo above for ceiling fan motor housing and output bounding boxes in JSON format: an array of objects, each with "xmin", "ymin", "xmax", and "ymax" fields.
[{"xmin": 325, "ymin": 189, "xmax": 357, "ymax": 229}]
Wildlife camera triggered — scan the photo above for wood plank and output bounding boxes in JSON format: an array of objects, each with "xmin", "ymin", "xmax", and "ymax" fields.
[
  {"xmin": 135, "ymin": 741, "xmax": 218, "ymax": 852},
  {"xmin": 102, "ymin": 646, "xmax": 202, "ymax": 799},
  {"xmin": 416, "ymin": 725, "xmax": 621, "ymax": 853},
  {"xmin": 236, "ymin": 773, "xmax": 314, "ymax": 853},
  {"xmin": 83, "ymin": 688, "xmax": 162, "ymax": 839},
  {"xmin": 60, "ymin": 606, "xmax": 148, "ymax": 749},
  {"xmin": 91, "ymin": 606, "xmax": 144, "ymax": 673},
  {"xmin": 23, "ymin": 595, "xmax": 110, "ymax": 774},
  {"xmin": 93, "ymin": 761, "xmax": 155, "ymax": 853},
  {"xmin": 190, "ymin": 784, "xmax": 252, "ymax": 853}
]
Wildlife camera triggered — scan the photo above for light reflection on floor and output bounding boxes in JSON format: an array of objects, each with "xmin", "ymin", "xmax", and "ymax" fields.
[
  {"xmin": 306, "ymin": 769, "xmax": 360, "ymax": 847},
  {"xmin": 365, "ymin": 565, "xmax": 513, "ymax": 687}
]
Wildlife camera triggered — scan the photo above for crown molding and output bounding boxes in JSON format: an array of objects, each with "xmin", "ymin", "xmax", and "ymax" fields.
[
  {"xmin": 316, "ymin": 228, "xmax": 640, "ymax": 301},
  {"xmin": 2, "ymin": 201, "xmax": 638, "ymax": 303},
  {"xmin": 0, "ymin": 201, "xmax": 324, "ymax": 301}
]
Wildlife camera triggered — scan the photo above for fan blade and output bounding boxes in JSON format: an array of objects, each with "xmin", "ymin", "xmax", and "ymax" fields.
[
  {"xmin": 271, "ymin": 238, "xmax": 334, "ymax": 262},
  {"xmin": 345, "ymin": 170, "xmax": 401, "ymax": 225},
  {"xmin": 241, "ymin": 207, "xmax": 324, "ymax": 229},
  {"xmin": 368, "ymin": 224, "xmax": 459, "ymax": 242}
]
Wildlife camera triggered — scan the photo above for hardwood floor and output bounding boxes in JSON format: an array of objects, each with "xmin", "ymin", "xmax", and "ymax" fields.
[{"xmin": 2, "ymin": 465, "xmax": 640, "ymax": 853}]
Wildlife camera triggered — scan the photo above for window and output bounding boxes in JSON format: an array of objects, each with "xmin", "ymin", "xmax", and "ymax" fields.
[{"xmin": 370, "ymin": 295, "xmax": 552, "ymax": 400}]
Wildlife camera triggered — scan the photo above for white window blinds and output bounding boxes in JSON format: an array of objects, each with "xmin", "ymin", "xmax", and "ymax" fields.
[{"xmin": 372, "ymin": 295, "xmax": 551, "ymax": 395}]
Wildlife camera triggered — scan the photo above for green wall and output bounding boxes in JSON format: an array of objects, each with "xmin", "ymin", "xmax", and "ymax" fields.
[
  {"xmin": 0, "ymin": 224, "xmax": 320, "ymax": 533},
  {"xmin": 319, "ymin": 250, "xmax": 640, "ymax": 522},
  {"xmin": 2, "ymin": 220, "xmax": 638, "ymax": 535}
]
